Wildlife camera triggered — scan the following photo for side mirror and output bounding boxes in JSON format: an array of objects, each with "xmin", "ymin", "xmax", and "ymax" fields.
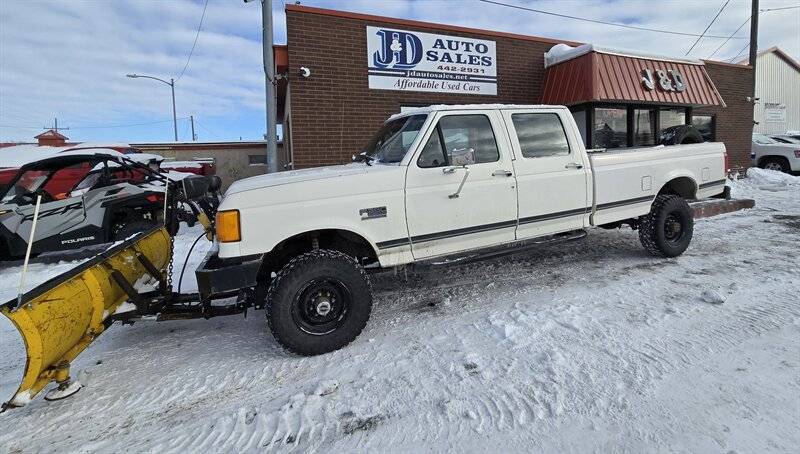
[
  {"xmin": 180, "ymin": 175, "xmax": 211, "ymax": 201},
  {"xmin": 449, "ymin": 147, "xmax": 476, "ymax": 166}
]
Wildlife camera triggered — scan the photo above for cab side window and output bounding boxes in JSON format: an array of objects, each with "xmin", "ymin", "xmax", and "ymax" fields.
[
  {"xmin": 417, "ymin": 114, "xmax": 500, "ymax": 168},
  {"xmin": 511, "ymin": 113, "xmax": 571, "ymax": 158}
]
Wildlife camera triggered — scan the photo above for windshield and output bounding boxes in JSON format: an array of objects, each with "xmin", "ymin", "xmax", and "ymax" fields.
[
  {"xmin": 753, "ymin": 134, "xmax": 777, "ymax": 145},
  {"xmin": 361, "ymin": 114, "xmax": 427, "ymax": 164},
  {"xmin": 775, "ymin": 136, "xmax": 800, "ymax": 144},
  {"xmin": 1, "ymin": 169, "xmax": 50, "ymax": 203}
]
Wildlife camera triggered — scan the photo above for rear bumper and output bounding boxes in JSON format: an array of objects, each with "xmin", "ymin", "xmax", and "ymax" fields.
[{"xmin": 195, "ymin": 246, "xmax": 262, "ymax": 300}]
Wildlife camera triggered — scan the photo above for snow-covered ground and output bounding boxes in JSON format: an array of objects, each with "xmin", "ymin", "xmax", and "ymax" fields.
[{"xmin": 1, "ymin": 169, "xmax": 798, "ymax": 453}]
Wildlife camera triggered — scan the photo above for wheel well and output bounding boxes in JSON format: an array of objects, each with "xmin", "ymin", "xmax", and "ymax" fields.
[
  {"xmin": 758, "ymin": 155, "xmax": 789, "ymax": 166},
  {"xmin": 659, "ymin": 176, "xmax": 696, "ymax": 200},
  {"xmin": 260, "ymin": 229, "xmax": 378, "ymax": 278}
]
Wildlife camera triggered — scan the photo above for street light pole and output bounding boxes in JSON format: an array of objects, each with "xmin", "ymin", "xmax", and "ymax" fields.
[
  {"xmin": 170, "ymin": 78, "xmax": 178, "ymax": 142},
  {"xmin": 126, "ymin": 73, "xmax": 179, "ymax": 141}
]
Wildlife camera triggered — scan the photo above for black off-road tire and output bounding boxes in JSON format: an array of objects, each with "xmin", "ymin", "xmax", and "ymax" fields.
[
  {"xmin": 638, "ymin": 194, "xmax": 694, "ymax": 257},
  {"xmin": 112, "ymin": 220, "xmax": 157, "ymax": 241},
  {"xmin": 266, "ymin": 249, "xmax": 373, "ymax": 356}
]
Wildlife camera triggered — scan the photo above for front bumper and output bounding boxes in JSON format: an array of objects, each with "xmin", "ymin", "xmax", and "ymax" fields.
[{"xmin": 195, "ymin": 245, "xmax": 263, "ymax": 300}]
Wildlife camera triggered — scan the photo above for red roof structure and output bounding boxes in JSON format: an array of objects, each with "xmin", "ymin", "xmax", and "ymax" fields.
[
  {"xmin": 541, "ymin": 45, "xmax": 725, "ymax": 107},
  {"xmin": 34, "ymin": 129, "xmax": 69, "ymax": 146}
]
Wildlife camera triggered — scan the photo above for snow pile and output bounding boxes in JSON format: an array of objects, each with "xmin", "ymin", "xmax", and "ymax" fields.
[{"xmin": 743, "ymin": 167, "xmax": 799, "ymax": 189}]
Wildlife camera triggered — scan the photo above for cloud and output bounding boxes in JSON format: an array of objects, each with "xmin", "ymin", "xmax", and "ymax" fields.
[{"xmin": 1, "ymin": 0, "xmax": 797, "ymax": 143}]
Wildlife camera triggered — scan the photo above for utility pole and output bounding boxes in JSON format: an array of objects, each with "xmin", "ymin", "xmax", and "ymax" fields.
[
  {"xmin": 190, "ymin": 115, "xmax": 197, "ymax": 141},
  {"xmin": 246, "ymin": 0, "xmax": 278, "ymax": 172},
  {"xmin": 262, "ymin": 0, "xmax": 278, "ymax": 172},
  {"xmin": 749, "ymin": 0, "xmax": 759, "ymax": 130},
  {"xmin": 44, "ymin": 117, "xmax": 69, "ymax": 133},
  {"xmin": 748, "ymin": 0, "xmax": 759, "ymax": 70}
]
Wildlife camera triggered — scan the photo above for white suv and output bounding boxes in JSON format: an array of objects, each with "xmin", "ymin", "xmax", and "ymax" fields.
[{"xmin": 751, "ymin": 133, "xmax": 800, "ymax": 174}]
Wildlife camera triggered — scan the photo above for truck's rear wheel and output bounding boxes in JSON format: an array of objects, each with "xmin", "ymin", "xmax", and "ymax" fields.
[
  {"xmin": 265, "ymin": 249, "xmax": 372, "ymax": 356},
  {"xmin": 638, "ymin": 194, "xmax": 693, "ymax": 257}
]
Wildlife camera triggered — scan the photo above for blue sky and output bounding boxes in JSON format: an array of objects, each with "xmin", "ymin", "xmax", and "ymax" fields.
[{"xmin": 1, "ymin": 0, "xmax": 798, "ymax": 144}]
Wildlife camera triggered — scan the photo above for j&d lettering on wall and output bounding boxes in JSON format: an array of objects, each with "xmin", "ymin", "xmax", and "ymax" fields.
[{"xmin": 641, "ymin": 68, "xmax": 687, "ymax": 92}]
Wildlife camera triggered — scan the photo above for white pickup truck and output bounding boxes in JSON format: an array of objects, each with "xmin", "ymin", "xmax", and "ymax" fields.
[{"xmin": 196, "ymin": 104, "xmax": 727, "ymax": 355}]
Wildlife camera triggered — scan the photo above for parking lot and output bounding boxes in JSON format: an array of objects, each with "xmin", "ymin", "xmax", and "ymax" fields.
[{"xmin": 1, "ymin": 169, "xmax": 798, "ymax": 453}]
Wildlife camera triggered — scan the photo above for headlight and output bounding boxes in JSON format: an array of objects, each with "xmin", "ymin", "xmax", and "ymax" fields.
[
  {"xmin": 794, "ymin": 150, "xmax": 800, "ymax": 159},
  {"xmin": 215, "ymin": 209, "xmax": 241, "ymax": 243}
]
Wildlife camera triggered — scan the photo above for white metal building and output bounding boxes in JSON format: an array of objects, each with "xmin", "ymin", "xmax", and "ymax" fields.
[{"xmin": 743, "ymin": 47, "xmax": 800, "ymax": 135}]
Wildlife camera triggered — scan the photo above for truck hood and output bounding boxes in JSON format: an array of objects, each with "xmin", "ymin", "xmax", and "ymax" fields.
[{"xmin": 224, "ymin": 163, "xmax": 401, "ymax": 196}]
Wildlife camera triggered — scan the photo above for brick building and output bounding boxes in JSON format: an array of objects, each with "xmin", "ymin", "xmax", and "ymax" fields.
[{"xmin": 277, "ymin": 5, "xmax": 754, "ymax": 171}]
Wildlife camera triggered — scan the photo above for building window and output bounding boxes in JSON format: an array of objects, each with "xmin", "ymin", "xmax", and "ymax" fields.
[
  {"xmin": 633, "ymin": 108, "xmax": 656, "ymax": 146},
  {"xmin": 511, "ymin": 113, "xmax": 570, "ymax": 158},
  {"xmin": 592, "ymin": 107, "xmax": 627, "ymax": 149},
  {"xmin": 248, "ymin": 154, "xmax": 267, "ymax": 165},
  {"xmin": 660, "ymin": 107, "xmax": 687, "ymax": 130},
  {"xmin": 691, "ymin": 114, "xmax": 715, "ymax": 142}
]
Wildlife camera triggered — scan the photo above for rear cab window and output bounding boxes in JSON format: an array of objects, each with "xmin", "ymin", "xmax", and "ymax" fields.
[{"xmin": 511, "ymin": 113, "xmax": 571, "ymax": 158}]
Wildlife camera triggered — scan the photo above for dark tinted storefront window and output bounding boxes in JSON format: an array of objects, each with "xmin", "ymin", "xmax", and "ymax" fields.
[
  {"xmin": 592, "ymin": 107, "xmax": 627, "ymax": 149},
  {"xmin": 660, "ymin": 107, "xmax": 687, "ymax": 130},
  {"xmin": 691, "ymin": 115, "xmax": 715, "ymax": 141},
  {"xmin": 633, "ymin": 108, "xmax": 656, "ymax": 146}
]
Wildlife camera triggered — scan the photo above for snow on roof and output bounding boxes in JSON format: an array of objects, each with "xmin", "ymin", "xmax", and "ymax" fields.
[
  {"xmin": 387, "ymin": 104, "xmax": 568, "ymax": 122},
  {"xmin": 544, "ymin": 43, "xmax": 705, "ymax": 68}
]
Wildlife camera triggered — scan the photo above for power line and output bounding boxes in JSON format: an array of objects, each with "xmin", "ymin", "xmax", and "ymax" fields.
[
  {"xmin": 705, "ymin": 4, "xmax": 796, "ymax": 60},
  {"xmin": 707, "ymin": 16, "xmax": 751, "ymax": 59},
  {"xmin": 194, "ymin": 120, "xmax": 220, "ymax": 139},
  {"xmin": 685, "ymin": 0, "xmax": 730, "ymax": 56},
  {"xmin": 760, "ymin": 5, "xmax": 800, "ymax": 12},
  {"xmin": 71, "ymin": 117, "xmax": 190, "ymax": 129},
  {"xmin": 727, "ymin": 41, "xmax": 752, "ymax": 62},
  {"xmin": 176, "ymin": 0, "xmax": 210, "ymax": 81},
  {"xmin": 477, "ymin": 0, "xmax": 747, "ymax": 39},
  {"xmin": 0, "ymin": 117, "xmax": 190, "ymax": 130}
]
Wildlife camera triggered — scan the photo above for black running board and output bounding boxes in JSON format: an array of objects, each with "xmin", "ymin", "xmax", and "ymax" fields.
[{"xmin": 412, "ymin": 229, "xmax": 587, "ymax": 269}]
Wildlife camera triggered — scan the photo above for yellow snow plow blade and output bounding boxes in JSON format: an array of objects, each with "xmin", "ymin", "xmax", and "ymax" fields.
[{"xmin": 0, "ymin": 227, "xmax": 170, "ymax": 408}]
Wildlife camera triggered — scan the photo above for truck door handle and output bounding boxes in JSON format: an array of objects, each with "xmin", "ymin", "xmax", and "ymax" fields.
[
  {"xmin": 565, "ymin": 162, "xmax": 584, "ymax": 169},
  {"xmin": 492, "ymin": 169, "xmax": 513, "ymax": 177},
  {"xmin": 449, "ymin": 167, "xmax": 470, "ymax": 199}
]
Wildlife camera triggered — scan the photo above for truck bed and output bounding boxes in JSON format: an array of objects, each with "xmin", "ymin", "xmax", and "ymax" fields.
[{"xmin": 588, "ymin": 142, "xmax": 727, "ymax": 226}]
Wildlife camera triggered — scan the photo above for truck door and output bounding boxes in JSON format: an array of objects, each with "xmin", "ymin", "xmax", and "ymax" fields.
[
  {"xmin": 501, "ymin": 109, "xmax": 590, "ymax": 239},
  {"xmin": 404, "ymin": 111, "xmax": 518, "ymax": 259}
]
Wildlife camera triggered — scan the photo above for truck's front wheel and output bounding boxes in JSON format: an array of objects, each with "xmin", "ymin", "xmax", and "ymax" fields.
[
  {"xmin": 638, "ymin": 194, "xmax": 694, "ymax": 257},
  {"xmin": 265, "ymin": 249, "xmax": 373, "ymax": 355}
]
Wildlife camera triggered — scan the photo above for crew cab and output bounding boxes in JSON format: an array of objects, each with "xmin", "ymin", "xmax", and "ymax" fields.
[{"xmin": 197, "ymin": 104, "xmax": 727, "ymax": 355}]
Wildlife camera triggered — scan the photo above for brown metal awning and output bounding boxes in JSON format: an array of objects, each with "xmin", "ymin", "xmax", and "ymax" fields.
[{"xmin": 540, "ymin": 47, "xmax": 725, "ymax": 107}]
